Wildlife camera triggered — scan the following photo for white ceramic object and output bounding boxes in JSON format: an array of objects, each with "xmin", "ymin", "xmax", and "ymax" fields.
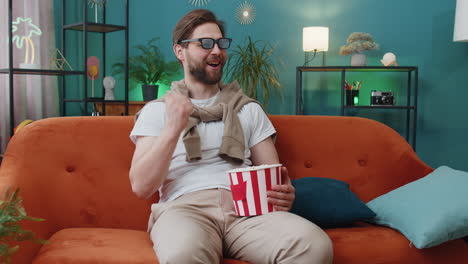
[
  {"xmin": 103, "ymin": 76, "xmax": 116, "ymax": 100},
  {"xmin": 381, "ymin": 52, "xmax": 398, "ymax": 66}
]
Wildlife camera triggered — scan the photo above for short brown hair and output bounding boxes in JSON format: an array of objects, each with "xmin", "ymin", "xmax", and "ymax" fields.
[{"xmin": 172, "ymin": 9, "xmax": 225, "ymax": 47}]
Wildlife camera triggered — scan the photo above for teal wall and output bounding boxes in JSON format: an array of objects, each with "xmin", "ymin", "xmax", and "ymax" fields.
[{"xmin": 56, "ymin": 0, "xmax": 468, "ymax": 171}]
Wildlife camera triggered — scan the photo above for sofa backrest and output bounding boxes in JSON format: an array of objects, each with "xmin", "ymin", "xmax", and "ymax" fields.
[
  {"xmin": 0, "ymin": 115, "xmax": 432, "ymax": 234},
  {"xmin": 0, "ymin": 116, "xmax": 152, "ymax": 234},
  {"xmin": 270, "ymin": 115, "xmax": 432, "ymax": 202}
]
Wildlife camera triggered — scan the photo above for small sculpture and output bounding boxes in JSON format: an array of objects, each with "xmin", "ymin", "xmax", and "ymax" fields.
[
  {"xmin": 103, "ymin": 76, "xmax": 116, "ymax": 100},
  {"xmin": 381, "ymin": 52, "xmax": 398, "ymax": 66}
]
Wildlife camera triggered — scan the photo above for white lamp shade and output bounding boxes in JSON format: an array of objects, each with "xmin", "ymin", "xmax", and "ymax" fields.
[
  {"xmin": 454, "ymin": 0, "xmax": 468, "ymax": 42},
  {"xmin": 303, "ymin": 27, "xmax": 329, "ymax": 52}
]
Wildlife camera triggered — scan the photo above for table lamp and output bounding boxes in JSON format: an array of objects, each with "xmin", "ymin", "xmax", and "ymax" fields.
[
  {"xmin": 303, "ymin": 27, "xmax": 329, "ymax": 66},
  {"xmin": 454, "ymin": 0, "xmax": 468, "ymax": 42}
]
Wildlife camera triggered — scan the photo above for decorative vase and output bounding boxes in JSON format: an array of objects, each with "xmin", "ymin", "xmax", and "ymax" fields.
[
  {"xmin": 142, "ymin": 84, "xmax": 159, "ymax": 101},
  {"xmin": 351, "ymin": 54, "xmax": 366, "ymax": 66}
]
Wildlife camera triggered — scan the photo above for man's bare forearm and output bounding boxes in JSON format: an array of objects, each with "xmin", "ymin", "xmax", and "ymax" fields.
[
  {"xmin": 130, "ymin": 89, "xmax": 193, "ymax": 199},
  {"xmin": 129, "ymin": 128, "xmax": 180, "ymax": 199}
]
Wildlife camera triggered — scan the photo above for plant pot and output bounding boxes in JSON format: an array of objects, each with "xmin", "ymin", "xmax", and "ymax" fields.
[
  {"xmin": 142, "ymin": 84, "xmax": 159, "ymax": 101},
  {"xmin": 351, "ymin": 54, "xmax": 366, "ymax": 66}
]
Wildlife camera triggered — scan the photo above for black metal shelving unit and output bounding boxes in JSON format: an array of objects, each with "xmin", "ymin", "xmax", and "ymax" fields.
[
  {"xmin": 61, "ymin": 0, "xmax": 129, "ymax": 116},
  {"xmin": 2, "ymin": 0, "xmax": 129, "ymax": 137},
  {"xmin": 296, "ymin": 66, "xmax": 418, "ymax": 150},
  {"xmin": 1, "ymin": 0, "xmax": 86, "ymax": 137}
]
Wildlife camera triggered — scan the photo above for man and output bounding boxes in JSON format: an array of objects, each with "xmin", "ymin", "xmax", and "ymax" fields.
[{"xmin": 129, "ymin": 9, "xmax": 333, "ymax": 264}]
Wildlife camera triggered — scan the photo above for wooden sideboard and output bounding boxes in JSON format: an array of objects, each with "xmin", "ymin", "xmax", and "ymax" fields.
[{"xmin": 94, "ymin": 101, "xmax": 148, "ymax": 116}]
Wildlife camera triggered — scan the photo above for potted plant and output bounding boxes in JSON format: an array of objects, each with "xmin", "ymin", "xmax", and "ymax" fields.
[
  {"xmin": 0, "ymin": 188, "xmax": 47, "ymax": 263},
  {"xmin": 225, "ymin": 36, "xmax": 284, "ymax": 106},
  {"xmin": 339, "ymin": 32, "xmax": 379, "ymax": 66},
  {"xmin": 112, "ymin": 37, "xmax": 180, "ymax": 101}
]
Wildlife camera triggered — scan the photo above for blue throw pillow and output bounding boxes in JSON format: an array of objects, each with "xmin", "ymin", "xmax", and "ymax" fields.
[
  {"xmin": 367, "ymin": 166, "xmax": 468, "ymax": 249},
  {"xmin": 291, "ymin": 177, "xmax": 376, "ymax": 228}
]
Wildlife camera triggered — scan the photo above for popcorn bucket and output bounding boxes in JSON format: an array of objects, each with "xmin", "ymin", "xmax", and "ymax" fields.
[{"xmin": 227, "ymin": 164, "xmax": 282, "ymax": 216}]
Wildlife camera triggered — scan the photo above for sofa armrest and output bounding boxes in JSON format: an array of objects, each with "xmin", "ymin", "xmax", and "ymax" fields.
[{"xmin": 0, "ymin": 153, "xmax": 56, "ymax": 264}]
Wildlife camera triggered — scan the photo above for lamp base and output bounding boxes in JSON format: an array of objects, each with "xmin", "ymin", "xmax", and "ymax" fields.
[
  {"xmin": 19, "ymin": 63, "xmax": 40, "ymax": 69},
  {"xmin": 304, "ymin": 51, "xmax": 326, "ymax": 66}
]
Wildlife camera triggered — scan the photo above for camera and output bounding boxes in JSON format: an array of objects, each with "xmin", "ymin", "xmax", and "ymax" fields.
[{"xmin": 371, "ymin": 90, "xmax": 395, "ymax": 105}]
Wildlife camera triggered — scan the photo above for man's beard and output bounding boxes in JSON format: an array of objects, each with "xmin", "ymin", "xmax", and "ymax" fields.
[{"xmin": 187, "ymin": 56, "xmax": 224, "ymax": 85}]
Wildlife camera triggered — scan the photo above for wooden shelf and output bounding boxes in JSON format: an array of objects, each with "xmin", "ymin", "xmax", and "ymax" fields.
[
  {"xmin": 297, "ymin": 66, "xmax": 417, "ymax": 72},
  {"xmin": 345, "ymin": 105, "xmax": 416, "ymax": 110},
  {"xmin": 63, "ymin": 22, "xmax": 127, "ymax": 33},
  {"xmin": 0, "ymin": 68, "xmax": 84, "ymax": 75}
]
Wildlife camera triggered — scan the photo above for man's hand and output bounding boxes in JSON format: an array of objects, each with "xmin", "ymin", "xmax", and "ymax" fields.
[
  {"xmin": 164, "ymin": 90, "xmax": 194, "ymax": 134},
  {"xmin": 267, "ymin": 167, "xmax": 295, "ymax": 212}
]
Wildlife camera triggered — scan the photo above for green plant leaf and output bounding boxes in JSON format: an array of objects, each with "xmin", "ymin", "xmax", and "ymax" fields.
[
  {"xmin": 112, "ymin": 37, "xmax": 180, "ymax": 89},
  {"xmin": 0, "ymin": 188, "xmax": 47, "ymax": 261},
  {"xmin": 225, "ymin": 36, "xmax": 284, "ymax": 106}
]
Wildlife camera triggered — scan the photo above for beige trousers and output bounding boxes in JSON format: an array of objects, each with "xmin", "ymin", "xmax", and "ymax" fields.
[
  {"xmin": 149, "ymin": 189, "xmax": 333, "ymax": 264},
  {"xmin": 148, "ymin": 189, "xmax": 333, "ymax": 264}
]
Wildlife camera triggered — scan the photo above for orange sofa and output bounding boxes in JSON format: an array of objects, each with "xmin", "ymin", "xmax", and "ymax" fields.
[{"xmin": 1, "ymin": 115, "xmax": 467, "ymax": 263}]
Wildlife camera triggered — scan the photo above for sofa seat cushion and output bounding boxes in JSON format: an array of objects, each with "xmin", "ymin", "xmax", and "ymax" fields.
[
  {"xmin": 33, "ymin": 228, "xmax": 157, "ymax": 264},
  {"xmin": 326, "ymin": 225, "xmax": 468, "ymax": 264},
  {"xmin": 33, "ymin": 228, "xmax": 248, "ymax": 264}
]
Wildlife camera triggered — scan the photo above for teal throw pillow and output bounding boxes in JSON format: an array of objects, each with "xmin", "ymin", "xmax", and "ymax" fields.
[
  {"xmin": 367, "ymin": 166, "xmax": 468, "ymax": 249},
  {"xmin": 291, "ymin": 177, "xmax": 376, "ymax": 228}
]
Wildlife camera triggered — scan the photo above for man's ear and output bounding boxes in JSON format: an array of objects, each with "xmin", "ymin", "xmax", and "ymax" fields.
[{"xmin": 173, "ymin": 44, "xmax": 185, "ymax": 62}]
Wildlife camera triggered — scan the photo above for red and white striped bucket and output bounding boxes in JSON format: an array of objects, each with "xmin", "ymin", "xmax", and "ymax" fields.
[{"xmin": 227, "ymin": 164, "xmax": 282, "ymax": 216}]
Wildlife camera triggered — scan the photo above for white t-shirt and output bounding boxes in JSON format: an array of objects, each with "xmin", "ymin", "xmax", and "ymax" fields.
[{"xmin": 130, "ymin": 91, "xmax": 276, "ymax": 202}]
